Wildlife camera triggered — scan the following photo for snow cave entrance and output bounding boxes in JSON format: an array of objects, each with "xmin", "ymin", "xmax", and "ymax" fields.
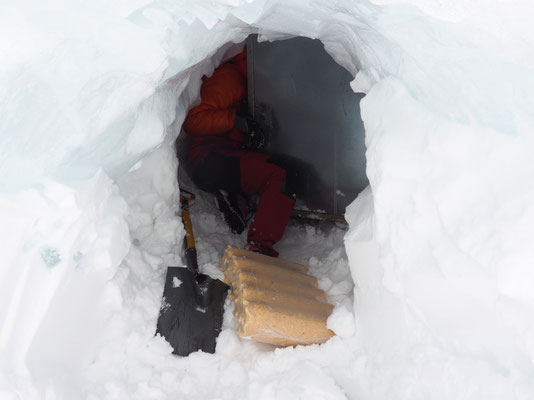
[
  {"xmin": 177, "ymin": 35, "xmax": 369, "ymax": 223},
  {"xmin": 171, "ymin": 34, "xmax": 364, "ymax": 348}
]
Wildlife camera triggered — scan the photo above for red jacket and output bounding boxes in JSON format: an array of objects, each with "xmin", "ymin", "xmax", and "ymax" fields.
[{"xmin": 183, "ymin": 50, "xmax": 247, "ymax": 167}]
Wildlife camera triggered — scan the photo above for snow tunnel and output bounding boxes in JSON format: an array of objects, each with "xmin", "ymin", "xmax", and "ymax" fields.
[{"xmin": 2, "ymin": 1, "xmax": 534, "ymax": 399}]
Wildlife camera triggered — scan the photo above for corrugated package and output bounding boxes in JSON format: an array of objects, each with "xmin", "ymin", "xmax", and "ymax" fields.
[{"xmin": 220, "ymin": 246, "xmax": 335, "ymax": 347}]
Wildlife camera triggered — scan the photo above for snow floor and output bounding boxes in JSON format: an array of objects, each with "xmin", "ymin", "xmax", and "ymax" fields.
[{"xmin": 81, "ymin": 145, "xmax": 358, "ymax": 400}]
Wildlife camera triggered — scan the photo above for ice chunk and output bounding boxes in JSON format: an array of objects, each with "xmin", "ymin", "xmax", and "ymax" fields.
[
  {"xmin": 40, "ymin": 247, "xmax": 62, "ymax": 268},
  {"xmin": 172, "ymin": 277, "xmax": 182, "ymax": 288}
]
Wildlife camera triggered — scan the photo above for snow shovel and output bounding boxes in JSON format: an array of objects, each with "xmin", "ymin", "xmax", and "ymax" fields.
[{"xmin": 156, "ymin": 190, "xmax": 229, "ymax": 356}]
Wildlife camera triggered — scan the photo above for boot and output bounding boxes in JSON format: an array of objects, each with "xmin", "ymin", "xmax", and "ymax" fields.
[
  {"xmin": 215, "ymin": 190, "xmax": 246, "ymax": 235},
  {"xmin": 246, "ymin": 241, "xmax": 279, "ymax": 258}
]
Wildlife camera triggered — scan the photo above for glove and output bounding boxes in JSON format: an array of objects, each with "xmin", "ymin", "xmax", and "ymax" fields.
[
  {"xmin": 244, "ymin": 118, "xmax": 266, "ymax": 151},
  {"xmin": 235, "ymin": 114, "xmax": 266, "ymax": 151}
]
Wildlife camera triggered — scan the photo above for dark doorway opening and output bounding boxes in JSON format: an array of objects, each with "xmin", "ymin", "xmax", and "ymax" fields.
[{"xmin": 248, "ymin": 35, "xmax": 368, "ymax": 215}]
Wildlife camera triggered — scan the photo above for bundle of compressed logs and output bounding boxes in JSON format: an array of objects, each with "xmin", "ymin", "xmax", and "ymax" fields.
[{"xmin": 220, "ymin": 246, "xmax": 335, "ymax": 347}]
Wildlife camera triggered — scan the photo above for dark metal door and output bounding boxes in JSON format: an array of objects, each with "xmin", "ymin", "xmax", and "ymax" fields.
[{"xmin": 248, "ymin": 36, "xmax": 368, "ymax": 214}]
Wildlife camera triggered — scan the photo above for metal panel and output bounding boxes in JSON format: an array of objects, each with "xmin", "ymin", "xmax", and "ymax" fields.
[{"xmin": 249, "ymin": 36, "xmax": 368, "ymax": 214}]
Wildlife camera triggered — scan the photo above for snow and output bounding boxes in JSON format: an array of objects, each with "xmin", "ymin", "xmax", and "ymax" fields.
[{"xmin": 1, "ymin": 0, "xmax": 534, "ymax": 399}]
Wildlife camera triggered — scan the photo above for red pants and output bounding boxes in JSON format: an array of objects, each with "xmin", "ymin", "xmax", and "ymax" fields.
[
  {"xmin": 191, "ymin": 151, "xmax": 295, "ymax": 252},
  {"xmin": 236, "ymin": 152, "xmax": 295, "ymax": 249}
]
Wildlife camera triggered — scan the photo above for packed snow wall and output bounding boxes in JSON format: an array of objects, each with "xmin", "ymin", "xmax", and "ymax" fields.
[{"xmin": 2, "ymin": 0, "xmax": 534, "ymax": 399}]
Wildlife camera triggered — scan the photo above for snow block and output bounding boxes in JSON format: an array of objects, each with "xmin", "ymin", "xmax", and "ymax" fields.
[{"xmin": 220, "ymin": 246, "xmax": 334, "ymax": 346}]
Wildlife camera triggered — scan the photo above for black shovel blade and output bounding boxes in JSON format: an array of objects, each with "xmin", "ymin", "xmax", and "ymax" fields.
[{"xmin": 156, "ymin": 266, "xmax": 229, "ymax": 356}]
